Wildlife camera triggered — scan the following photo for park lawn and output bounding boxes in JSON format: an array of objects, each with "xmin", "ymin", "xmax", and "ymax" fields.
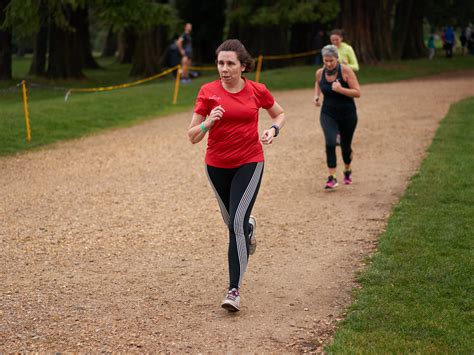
[
  {"xmin": 0, "ymin": 55, "xmax": 473, "ymax": 156},
  {"xmin": 326, "ymin": 97, "xmax": 474, "ymax": 353}
]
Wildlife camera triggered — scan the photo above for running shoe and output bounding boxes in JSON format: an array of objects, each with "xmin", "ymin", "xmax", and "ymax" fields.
[
  {"xmin": 325, "ymin": 175, "xmax": 339, "ymax": 189},
  {"xmin": 221, "ymin": 288, "xmax": 241, "ymax": 312},
  {"xmin": 343, "ymin": 169, "xmax": 353, "ymax": 185},
  {"xmin": 248, "ymin": 216, "xmax": 257, "ymax": 255},
  {"xmin": 336, "ymin": 133, "xmax": 341, "ymax": 146}
]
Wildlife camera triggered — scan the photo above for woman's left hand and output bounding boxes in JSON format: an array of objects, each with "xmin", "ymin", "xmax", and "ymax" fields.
[
  {"xmin": 332, "ymin": 79, "xmax": 342, "ymax": 92},
  {"xmin": 260, "ymin": 129, "xmax": 275, "ymax": 145}
]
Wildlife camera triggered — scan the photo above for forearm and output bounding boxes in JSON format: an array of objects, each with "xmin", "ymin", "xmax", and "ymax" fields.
[
  {"xmin": 271, "ymin": 112, "xmax": 285, "ymax": 130},
  {"xmin": 348, "ymin": 61, "xmax": 359, "ymax": 71},
  {"xmin": 347, "ymin": 50, "xmax": 359, "ymax": 71},
  {"xmin": 314, "ymin": 83, "xmax": 321, "ymax": 99},
  {"xmin": 188, "ymin": 122, "xmax": 207, "ymax": 144},
  {"xmin": 337, "ymin": 87, "xmax": 360, "ymax": 98}
]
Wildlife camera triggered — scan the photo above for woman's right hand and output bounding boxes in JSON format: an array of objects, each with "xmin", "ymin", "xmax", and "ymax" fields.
[
  {"xmin": 314, "ymin": 96, "xmax": 321, "ymax": 107},
  {"xmin": 205, "ymin": 105, "xmax": 225, "ymax": 128}
]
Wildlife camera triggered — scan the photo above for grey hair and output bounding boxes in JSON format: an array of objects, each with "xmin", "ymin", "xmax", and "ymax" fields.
[{"xmin": 321, "ymin": 44, "xmax": 339, "ymax": 58}]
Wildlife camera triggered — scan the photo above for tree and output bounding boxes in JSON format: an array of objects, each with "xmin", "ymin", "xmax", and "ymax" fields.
[
  {"xmin": 0, "ymin": 0, "xmax": 12, "ymax": 80},
  {"xmin": 226, "ymin": 0, "xmax": 338, "ymax": 64},
  {"xmin": 392, "ymin": 0, "xmax": 427, "ymax": 59},
  {"xmin": 29, "ymin": 0, "xmax": 48, "ymax": 76},
  {"xmin": 99, "ymin": 0, "xmax": 176, "ymax": 76},
  {"xmin": 174, "ymin": 0, "xmax": 226, "ymax": 63},
  {"xmin": 5, "ymin": 0, "xmax": 100, "ymax": 78}
]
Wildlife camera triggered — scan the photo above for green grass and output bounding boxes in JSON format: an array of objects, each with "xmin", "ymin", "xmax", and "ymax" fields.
[
  {"xmin": 326, "ymin": 97, "xmax": 474, "ymax": 354},
  {"xmin": 1, "ymin": 54, "xmax": 473, "ymax": 156}
]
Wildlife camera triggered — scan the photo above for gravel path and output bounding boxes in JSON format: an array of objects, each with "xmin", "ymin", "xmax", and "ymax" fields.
[{"xmin": 1, "ymin": 72, "xmax": 473, "ymax": 352}]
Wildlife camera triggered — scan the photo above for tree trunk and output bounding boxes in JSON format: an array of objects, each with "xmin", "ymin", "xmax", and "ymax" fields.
[
  {"xmin": 289, "ymin": 23, "xmax": 320, "ymax": 65},
  {"xmin": 29, "ymin": 0, "xmax": 48, "ymax": 76},
  {"xmin": 130, "ymin": 26, "xmax": 167, "ymax": 77},
  {"xmin": 229, "ymin": 23, "xmax": 289, "ymax": 68},
  {"xmin": 392, "ymin": 0, "xmax": 414, "ymax": 59},
  {"xmin": 77, "ymin": 4, "xmax": 100, "ymax": 69},
  {"xmin": 101, "ymin": 26, "xmax": 117, "ymax": 57},
  {"xmin": 118, "ymin": 28, "xmax": 136, "ymax": 64},
  {"xmin": 400, "ymin": 0, "xmax": 426, "ymax": 59},
  {"xmin": 339, "ymin": 0, "xmax": 378, "ymax": 64},
  {"xmin": 47, "ymin": 4, "xmax": 84, "ymax": 79},
  {"xmin": 0, "ymin": 0, "xmax": 12, "ymax": 80},
  {"xmin": 370, "ymin": 0, "xmax": 395, "ymax": 61}
]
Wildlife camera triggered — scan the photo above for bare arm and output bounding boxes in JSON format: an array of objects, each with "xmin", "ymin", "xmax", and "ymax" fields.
[
  {"xmin": 331, "ymin": 65, "xmax": 361, "ymax": 98},
  {"xmin": 260, "ymin": 101, "xmax": 285, "ymax": 145},
  {"xmin": 187, "ymin": 105, "xmax": 225, "ymax": 144},
  {"xmin": 314, "ymin": 68, "xmax": 323, "ymax": 106},
  {"xmin": 176, "ymin": 37, "xmax": 185, "ymax": 57}
]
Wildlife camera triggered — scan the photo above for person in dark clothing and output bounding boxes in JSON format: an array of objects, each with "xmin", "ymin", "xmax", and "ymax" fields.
[
  {"xmin": 176, "ymin": 23, "xmax": 193, "ymax": 83},
  {"xmin": 313, "ymin": 44, "xmax": 361, "ymax": 189},
  {"xmin": 443, "ymin": 26, "xmax": 455, "ymax": 58}
]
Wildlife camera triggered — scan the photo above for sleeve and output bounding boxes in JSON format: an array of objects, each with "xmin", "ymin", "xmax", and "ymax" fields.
[
  {"xmin": 347, "ymin": 46, "xmax": 359, "ymax": 72},
  {"xmin": 193, "ymin": 87, "xmax": 210, "ymax": 117},
  {"xmin": 255, "ymin": 83, "xmax": 275, "ymax": 109}
]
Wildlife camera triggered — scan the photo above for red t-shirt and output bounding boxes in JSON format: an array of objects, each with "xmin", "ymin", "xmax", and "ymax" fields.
[{"xmin": 194, "ymin": 78, "xmax": 275, "ymax": 168}]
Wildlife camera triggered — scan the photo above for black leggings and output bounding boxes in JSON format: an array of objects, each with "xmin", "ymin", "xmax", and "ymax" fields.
[
  {"xmin": 320, "ymin": 112, "xmax": 358, "ymax": 168},
  {"xmin": 206, "ymin": 162, "xmax": 264, "ymax": 290}
]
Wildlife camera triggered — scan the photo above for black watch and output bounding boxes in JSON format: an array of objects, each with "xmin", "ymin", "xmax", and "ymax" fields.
[{"xmin": 270, "ymin": 124, "xmax": 280, "ymax": 137}]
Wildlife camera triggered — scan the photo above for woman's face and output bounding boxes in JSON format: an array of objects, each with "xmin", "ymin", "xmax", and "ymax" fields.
[
  {"xmin": 330, "ymin": 34, "xmax": 342, "ymax": 47},
  {"xmin": 323, "ymin": 55, "xmax": 338, "ymax": 70},
  {"xmin": 217, "ymin": 51, "xmax": 245, "ymax": 84}
]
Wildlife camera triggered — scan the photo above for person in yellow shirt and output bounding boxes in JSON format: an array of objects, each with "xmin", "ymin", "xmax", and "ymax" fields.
[{"xmin": 330, "ymin": 29, "xmax": 359, "ymax": 72}]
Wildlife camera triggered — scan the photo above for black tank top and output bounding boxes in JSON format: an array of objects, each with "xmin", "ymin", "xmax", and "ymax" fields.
[{"xmin": 320, "ymin": 65, "xmax": 356, "ymax": 117}]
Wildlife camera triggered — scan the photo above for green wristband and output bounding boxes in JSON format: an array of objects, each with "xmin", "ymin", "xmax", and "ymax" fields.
[{"xmin": 200, "ymin": 122, "xmax": 208, "ymax": 133}]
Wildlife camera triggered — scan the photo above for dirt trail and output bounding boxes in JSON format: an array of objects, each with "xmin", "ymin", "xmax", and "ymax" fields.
[{"xmin": 1, "ymin": 72, "xmax": 473, "ymax": 352}]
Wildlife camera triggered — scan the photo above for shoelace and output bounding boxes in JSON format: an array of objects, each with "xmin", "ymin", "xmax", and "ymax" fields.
[{"xmin": 227, "ymin": 289, "xmax": 239, "ymax": 300}]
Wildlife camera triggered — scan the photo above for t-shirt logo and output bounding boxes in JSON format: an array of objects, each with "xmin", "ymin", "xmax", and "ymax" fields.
[{"xmin": 209, "ymin": 95, "xmax": 221, "ymax": 101}]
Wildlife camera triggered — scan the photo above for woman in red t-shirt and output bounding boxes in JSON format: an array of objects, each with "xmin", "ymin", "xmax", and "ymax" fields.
[{"xmin": 187, "ymin": 39, "xmax": 285, "ymax": 312}]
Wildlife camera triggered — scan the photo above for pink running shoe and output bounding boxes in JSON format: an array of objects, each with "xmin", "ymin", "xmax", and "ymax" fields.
[
  {"xmin": 221, "ymin": 288, "xmax": 241, "ymax": 312},
  {"xmin": 343, "ymin": 170, "xmax": 352, "ymax": 185},
  {"xmin": 325, "ymin": 175, "xmax": 339, "ymax": 189}
]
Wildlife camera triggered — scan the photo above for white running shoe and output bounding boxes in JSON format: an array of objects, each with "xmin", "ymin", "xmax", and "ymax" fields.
[
  {"xmin": 248, "ymin": 216, "xmax": 257, "ymax": 255},
  {"xmin": 221, "ymin": 288, "xmax": 241, "ymax": 312}
]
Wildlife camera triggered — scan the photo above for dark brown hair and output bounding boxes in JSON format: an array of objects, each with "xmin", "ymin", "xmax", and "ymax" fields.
[
  {"xmin": 216, "ymin": 39, "xmax": 255, "ymax": 72},
  {"xmin": 330, "ymin": 29, "xmax": 345, "ymax": 38}
]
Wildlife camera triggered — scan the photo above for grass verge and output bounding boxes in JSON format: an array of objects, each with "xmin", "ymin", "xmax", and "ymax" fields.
[
  {"xmin": 1, "ymin": 55, "xmax": 473, "ymax": 156},
  {"xmin": 326, "ymin": 97, "xmax": 474, "ymax": 353}
]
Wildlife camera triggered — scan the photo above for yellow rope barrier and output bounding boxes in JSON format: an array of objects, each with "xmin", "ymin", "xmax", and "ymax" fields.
[
  {"xmin": 172, "ymin": 65, "xmax": 181, "ymax": 105},
  {"xmin": 21, "ymin": 80, "xmax": 31, "ymax": 144},
  {"xmin": 263, "ymin": 49, "xmax": 318, "ymax": 60},
  {"xmin": 65, "ymin": 65, "xmax": 180, "ymax": 101},
  {"xmin": 189, "ymin": 65, "xmax": 216, "ymax": 71},
  {"xmin": 255, "ymin": 55, "xmax": 264, "ymax": 83}
]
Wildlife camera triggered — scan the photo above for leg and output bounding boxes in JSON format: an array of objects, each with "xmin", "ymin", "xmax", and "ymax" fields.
[
  {"xmin": 205, "ymin": 165, "xmax": 233, "ymax": 227},
  {"xmin": 320, "ymin": 112, "xmax": 338, "ymax": 174},
  {"xmin": 338, "ymin": 112, "xmax": 358, "ymax": 170},
  {"xmin": 227, "ymin": 162, "xmax": 264, "ymax": 290}
]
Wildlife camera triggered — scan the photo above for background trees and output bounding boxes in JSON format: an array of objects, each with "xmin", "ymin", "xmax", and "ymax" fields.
[{"xmin": 1, "ymin": 0, "xmax": 473, "ymax": 81}]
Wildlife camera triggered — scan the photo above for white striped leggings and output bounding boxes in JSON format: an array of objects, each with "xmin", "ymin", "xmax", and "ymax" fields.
[{"xmin": 206, "ymin": 162, "xmax": 264, "ymax": 290}]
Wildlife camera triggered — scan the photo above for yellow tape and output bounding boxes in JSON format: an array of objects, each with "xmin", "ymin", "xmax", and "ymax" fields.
[
  {"xmin": 263, "ymin": 49, "xmax": 318, "ymax": 60},
  {"xmin": 21, "ymin": 80, "xmax": 31, "ymax": 143},
  {"xmin": 65, "ymin": 65, "xmax": 180, "ymax": 100},
  {"xmin": 189, "ymin": 65, "xmax": 216, "ymax": 71},
  {"xmin": 173, "ymin": 65, "xmax": 181, "ymax": 105}
]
